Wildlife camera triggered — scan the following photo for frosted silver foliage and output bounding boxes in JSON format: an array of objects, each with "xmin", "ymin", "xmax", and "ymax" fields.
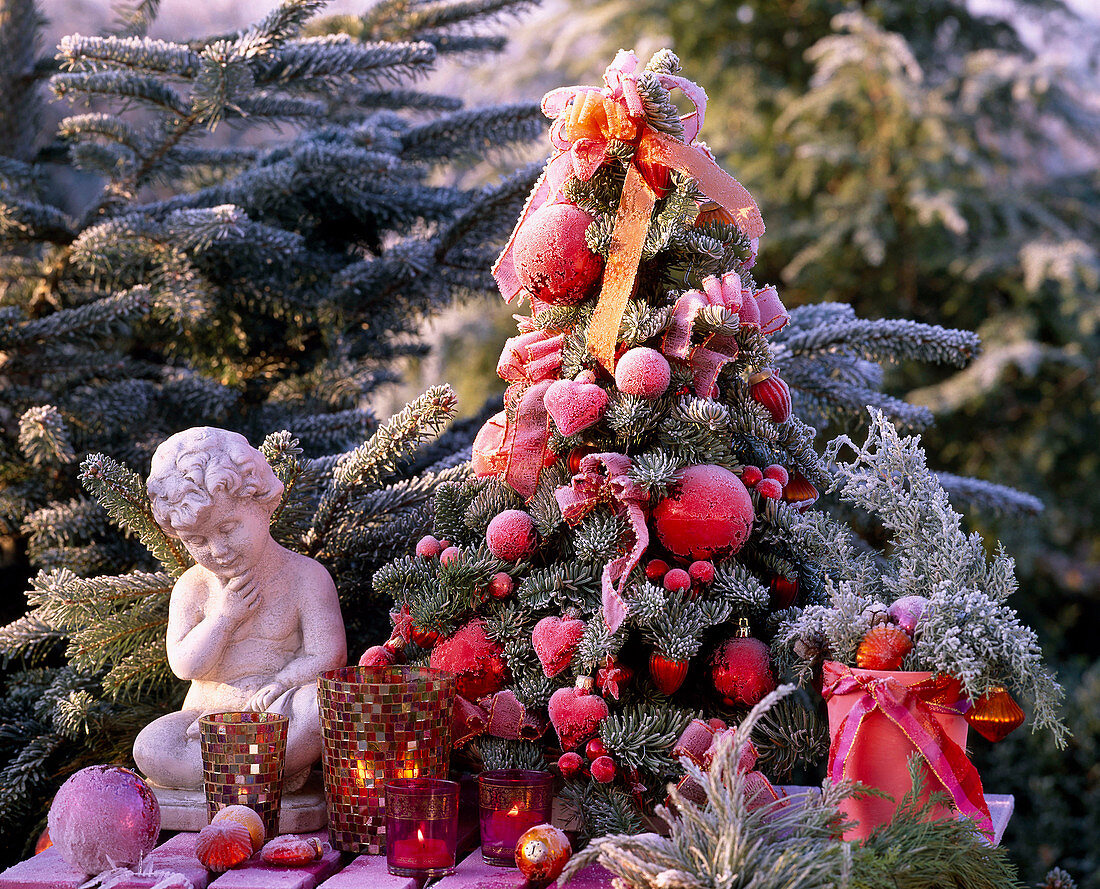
[{"xmin": 779, "ymin": 409, "xmax": 1066, "ymax": 744}]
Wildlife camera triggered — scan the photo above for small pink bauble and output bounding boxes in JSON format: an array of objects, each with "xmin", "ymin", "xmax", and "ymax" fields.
[
  {"xmin": 415, "ymin": 535, "xmax": 442, "ymax": 558},
  {"xmin": 488, "ymin": 572, "xmax": 514, "ymax": 599},
  {"xmin": 486, "ymin": 510, "xmax": 538, "ymax": 561},
  {"xmin": 663, "ymin": 568, "xmax": 691, "ymax": 593},
  {"xmin": 48, "ymin": 765, "xmax": 160, "ymax": 875},
  {"xmin": 615, "ymin": 347, "xmax": 671, "ymax": 398}
]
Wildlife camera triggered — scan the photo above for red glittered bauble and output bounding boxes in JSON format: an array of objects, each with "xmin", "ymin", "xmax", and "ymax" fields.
[
  {"xmin": 649, "ymin": 652, "xmax": 689, "ymax": 695},
  {"xmin": 653, "ymin": 465, "xmax": 754, "ymax": 560},
  {"xmin": 429, "ymin": 618, "xmax": 508, "ymax": 699},
  {"xmin": 711, "ymin": 636, "xmax": 776, "ymax": 707},
  {"xmin": 472, "ymin": 411, "xmax": 556, "ymax": 480},
  {"xmin": 513, "ymin": 203, "xmax": 603, "ymax": 305},
  {"xmin": 749, "ymin": 369, "xmax": 792, "ymax": 423},
  {"xmin": 856, "ymin": 624, "xmax": 913, "ymax": 671},
  {"xmin": 486, "ymin": 509, "xmax": 538, "ymax": 561},
  {"xmin": 614, "ymin": 347, "xmax": 671, "ymax": 398}
]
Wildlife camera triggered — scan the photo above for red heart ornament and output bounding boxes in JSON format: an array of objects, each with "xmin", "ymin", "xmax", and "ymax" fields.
[
  {"xmin": 543, "ymin": 379, "xmax": 608, "ymax": 438},
  {"xmin": 547, "ymin": 685, "xmax": 609, "ymax": 751},
  {"xmin": 532, "ymin": 615, "xmax": 586, "ymax": 678}
]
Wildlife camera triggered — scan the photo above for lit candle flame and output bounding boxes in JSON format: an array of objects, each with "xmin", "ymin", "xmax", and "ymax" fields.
[
  {"xmin": 417, "ymin": 825, "xmax": 426, "ymax": 843},
  {"xmin": 507, "ymin": 803, "xmax": 522, "ymax": 816}
]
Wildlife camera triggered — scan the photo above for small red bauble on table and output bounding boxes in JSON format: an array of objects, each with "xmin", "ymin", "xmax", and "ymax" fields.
[
  {"xmin": 653, "ymin": 464, "xmax": 754, "ymax": 561},
  {"xmin": 711, "ymin": 619, "xmax": 776, "ymax": 707},
  {"xmin": 512, "ymin": 203, "xmax": 604, "ymax": 305}
]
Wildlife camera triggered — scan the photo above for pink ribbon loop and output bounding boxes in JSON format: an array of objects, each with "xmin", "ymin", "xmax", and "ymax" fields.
[
  {"xmin": 823, "ymin": 663, "xmax": 993, "ymax": 837},
  {"xmin": 554, "ymin": 452, "xmax": 648, "ymax": 633}
]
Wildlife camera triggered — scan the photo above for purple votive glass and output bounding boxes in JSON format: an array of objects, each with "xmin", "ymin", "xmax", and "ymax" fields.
[
  {"xmin": 384, "ymin": 778, "xmax": 460, "ymax": 878},
  {"xmin": 478, "ymin": 769, "xmax": 554, "ymax": 867}
]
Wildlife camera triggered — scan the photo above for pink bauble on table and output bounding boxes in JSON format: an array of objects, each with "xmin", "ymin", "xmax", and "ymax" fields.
[{"xmin": 47, "ymin": 765, "xmax": 160, "ymax": 875}]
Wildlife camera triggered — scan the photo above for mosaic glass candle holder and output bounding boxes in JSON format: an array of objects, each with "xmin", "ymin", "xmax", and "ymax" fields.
[
  {"xmin": 199, "ymin": 711, "xmax": 288, "ymax": 838},
  {"xmin": 384, "ymin": 778, "xmax": 460, "ymax": 878},
  {"xmin": 478, "ymin": 769, "xmax": 555, "ymax": 866},
  {"xmin": 317, "ymin": 665, "xmax": 454, "ymax": 853}
]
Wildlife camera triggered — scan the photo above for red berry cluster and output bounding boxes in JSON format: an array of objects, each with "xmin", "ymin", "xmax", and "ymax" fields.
[
  {"xmin": 557, "ymin": 738, "xmax": 617, "ymax": 784},
  {"xmin": 738, "ymin": 464, "xmax": 788, "ymax": 499}
]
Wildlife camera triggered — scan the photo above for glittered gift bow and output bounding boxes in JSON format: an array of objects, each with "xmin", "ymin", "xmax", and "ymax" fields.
[
  {"xmin": 493, "ymin": 51, "xmax": 766, "ymax": 372},
  {"xmin": 496, "ymin": 328, "xmax": 564, "ymax": 499},
  {"xmin": 554, "ymin": 452, "xmax": 648, "ymax": 633},
  {"xmin": 822, "ymin": 661, "xmax": 993, "ymax": 837}
]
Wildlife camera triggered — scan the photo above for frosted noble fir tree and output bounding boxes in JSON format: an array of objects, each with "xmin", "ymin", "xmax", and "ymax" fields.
[
  {"xmin": 372, "ymin": 49, "xmax": 992, "ymax": 838},
  {"xmin": 0, "ymin": 0, "xmax": 539, "ymax": 859}
]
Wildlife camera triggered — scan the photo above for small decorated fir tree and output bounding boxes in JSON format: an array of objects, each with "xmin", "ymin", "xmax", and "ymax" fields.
[{"xmin": 372, "ymin": 49, "xmax": 991, "ymax": 837}]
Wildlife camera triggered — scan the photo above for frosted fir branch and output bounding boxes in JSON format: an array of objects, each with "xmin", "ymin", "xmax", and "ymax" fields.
[
  {"xmin": 400, "ymin": 102, "xmax": 542, "ymax": 162},
  {"xmin": 774, "ymin": 318, "xmax": 980, "ymax": 368},
  {"xmin": 56, "ymin": 34, "xmax": 201, "ymax": 78},
  {"xmin": 0, "ymin": 196, "xmax": 74, "ymax": 244},
  {"xmin": 234, "ymin": 0, "xmax": 333, "ymax": 59},
  {"xmin": 789, "ymin": 370, "xmax": 936, "ymax": 430},
  {"xmin": 350, "ymin": 88, "xmax": 462, "ymax": 112},
  {"xmin": 79, "ymin": 454, "xmax": 191, "ymax": 577},
  {"xmin": 307, "ymin": 385, "xmax": 457, "ymax": 549},
  {"xmin": 50, "ymin": 71, "xmax": 190, "ymax": 116},
  {"xmin": 108, "ymin": 0, "xmax": 162, "ymax": 38},
  {"xmin": 0, "ymin": 613, "xmax": 65, "ymax": 668},
  {"xmin": 1, "ymin": 288, "xmax": 155, "ymax": 348},
  {"xmin": 937, "ymin": 471, "xmax": 1044, "ymax": 517},
  {"xmin": 59, "ymin": 113, "xmax": 147, "ymax": 155},
  {"xmin": 18, "ymin": 406, "xmax": 75, "ymax": 467},
  {"xmin": 255, "ymin": 37, "xmax": 436, "ymax": 87},
  {"xmin": 70, "ymin": 142, "xmax": 137, "ymax": 179}
]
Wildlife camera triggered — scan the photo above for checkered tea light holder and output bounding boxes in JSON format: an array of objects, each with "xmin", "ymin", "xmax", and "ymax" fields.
[
  {"xmin": 318, "ymin": 665, "xmax": 454, "ymax": 854},
  {"xmin": 199, "ymin": 711, "xmax": 288, "ymax": 838}
]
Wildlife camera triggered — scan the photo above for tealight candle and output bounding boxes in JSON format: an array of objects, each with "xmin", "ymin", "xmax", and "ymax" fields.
[
  {"xmin": 478, "ymin": 769, "xmax": 554, "ymax": 867},
  {"xmin": 384, "ymin": 778, "xmax": 459, "ymax": 878}
]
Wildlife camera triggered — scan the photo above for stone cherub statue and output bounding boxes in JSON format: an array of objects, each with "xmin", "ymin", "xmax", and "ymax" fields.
[{"xmin": 133, "ymin": 427, "xmax": 347, "ymax": 792}]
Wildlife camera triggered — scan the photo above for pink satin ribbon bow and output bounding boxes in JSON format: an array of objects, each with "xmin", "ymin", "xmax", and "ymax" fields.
[
  {"xmin": 554, "ymin": 452, "xmax": 649, "ymax": 633},
  {"xmin": 823, "ymin": 662, "xmax": 993, "ymax": 837}
]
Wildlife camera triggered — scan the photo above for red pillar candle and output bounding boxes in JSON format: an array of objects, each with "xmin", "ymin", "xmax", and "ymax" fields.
[
  {"xmin": 384, "ymin": 778, "xmax": 459, "ymax": 878},
  {"xmin": 478, "ymin": 770, "xmax": 555, "ymax": 867}
]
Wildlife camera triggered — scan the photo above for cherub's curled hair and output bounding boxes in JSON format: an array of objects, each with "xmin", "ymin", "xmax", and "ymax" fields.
[{"xmin": 147, "ymin": 427, "xmax": 283, "ymax": 537}]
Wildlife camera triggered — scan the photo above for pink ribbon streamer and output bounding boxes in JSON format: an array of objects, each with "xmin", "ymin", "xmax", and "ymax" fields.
[
  {"xmin": 823, "ymin": 662, "xmax": 993, "ymax": 837},
  {"xmin": 554, "ymin": 452, "xmax": 648, "ymax": 633},
  {"xmin": 495, "ymin": 330, "xmax": 565, "ymax": 499}
]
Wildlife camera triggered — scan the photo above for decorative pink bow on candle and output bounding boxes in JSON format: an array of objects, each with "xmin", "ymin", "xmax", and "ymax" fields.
[
  {"xmin": 663, "ymin": 272, "xmax": 790, "ymax": 398},
  {"xmin": 554, "ymin": 452, "xmax": 649, "ymax": 633},
  {"xmin": 493, "ymin": 51, "xmax": 766, "ymax": 373},
  {"xmin": 822, "ymin": 662, "xmax": 993, "ymax": 837},
  {"xmin": 495, "ymin": 329, "xmax": 564, "ymax": 499}
]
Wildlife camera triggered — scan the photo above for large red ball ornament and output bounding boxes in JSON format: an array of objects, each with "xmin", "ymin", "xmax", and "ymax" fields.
[
  {"xmin": 486, "ymin": 509, "xmax": 538, "ymax": 561},
  {"xmin": 653, "ymin": 465, "xmax": 754, "ymax": 560},
  {"xmin": 430, "ymin": 618, "xmax": 508, "ymax": 699},
  {"xmin": 48, "ymin": 765, "xmax": 160, "ymax": 874},
  {"xmin": 513, "ymin": 203, "xmax": 604, "ymax": 305},
  {"xmin": 711, "ymin": 636, "xmax": 776, "ymax": 707}
]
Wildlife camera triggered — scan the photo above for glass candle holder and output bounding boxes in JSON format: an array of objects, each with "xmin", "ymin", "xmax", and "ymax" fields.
[
  {"xmin": 199, "ymin": 711, "xmax": 288, "ymax": 838},
  {"xmin": 384, "ymin": 778, "xmax": 460, "ymax": 879},
  {"xmin": 318, "ymin": 665, "xmax": 454, "ymax": 853},
  {"xmin": 478, "ymin": 769, "xmax": 555, "ymax": 867}
]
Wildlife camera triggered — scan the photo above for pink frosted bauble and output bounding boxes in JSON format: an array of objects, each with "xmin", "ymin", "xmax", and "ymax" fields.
[
  {"xmin": 439, "ymin": 545, "xmax": 462, "ymax": 566},
  {"xmin": 513, "ymin": 203, "xmax": 603, "ymax": 305},
  {"xmin": 653, "ymin": 465, "xmax": 754, "ymax": 560},
  {"xmin": 614, "ymin": 347, "xmax": 671, "ymax": 398},
  {"xmin": 430, "ymin": 618, "xmax": 508, "ymax": 699},
  {"xmin": 689, "ymin": 560, "xmax": 716, "ymax": 585},
  {"xmin": 486, "ymin": 509, "xmax": 538, "ymax": 561},
  {"xmin": 48, "ymin": 765, "xmax": 160, "ymax": 875},
  {"xmin": 488, "ymin": 572, "xmax": 514, "ymax": 599},
  {"xmin": 711, "ymin": 636, "xmax": 776, "ymax": 707},
  {"xmin": 358, "ymin": 644, "xmax": 396, "ymax": 667},
  {"xmin": 662, "ymin": 568, "xmax": 691, "ymax": 594},
  {"xmin": 415, "ymin": 535, "xmax": 442, "ymax": 558},
  {"xmin": 888, "ymin": 595, "xmax": 930, "ymax": 635}
]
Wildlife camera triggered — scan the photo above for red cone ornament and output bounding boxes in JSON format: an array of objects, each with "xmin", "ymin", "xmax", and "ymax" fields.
[
  {"xmin": 653, "ymin": 465, "xmax": 754, "ymax": 561},
  {"xmin": 966, "ymin": 686, "xmax": 1025, "ymax": 743},
  {"xmin": 513, "ymin": 203, "xmax": 604, "ymax": 305},
  {"xmin": 749, "ymin": 369, "xmax": 792, "ymax": 423},
  {"xmin": 711, "ymin": 622, "xmax": 776, "ymax": 707},
  {"xmin": 649, "ymin": 652, "xmax": 689, "ymax": 695}
]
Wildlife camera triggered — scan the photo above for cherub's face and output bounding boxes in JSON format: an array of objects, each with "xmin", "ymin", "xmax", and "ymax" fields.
[{"xmin": 176, "ymin": 495, "xmax": 272, "ymax": 581}]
